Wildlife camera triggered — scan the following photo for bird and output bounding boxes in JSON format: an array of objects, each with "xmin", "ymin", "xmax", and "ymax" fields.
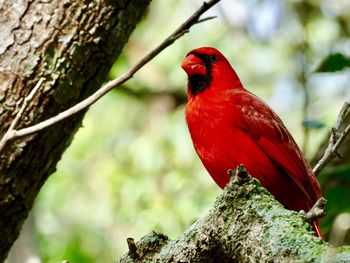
[{"xmin": 182, "ymin": 47, "xmax": 323, "ymax": 237}]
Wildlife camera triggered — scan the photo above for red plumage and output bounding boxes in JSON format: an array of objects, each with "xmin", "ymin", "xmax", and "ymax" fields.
[{"xmin": 182, "ymin": 47, "xmax": 323, "ymax": 237}]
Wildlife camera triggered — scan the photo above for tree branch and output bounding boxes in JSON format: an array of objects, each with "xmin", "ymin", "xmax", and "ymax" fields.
[
  {"xmin": 120, "ymin": 168, "xmax": 350, "ymax": 262},
  {"xmin": 0, "ymin": 78, "xmax": 45, "ymax": 152},
  {"xmin": 0, "ymin": 0, "xmax": 221, "ymax": 152},
  {"xmin": 313, "ymin": 101, "xmax": 350, "ymax": 176}
]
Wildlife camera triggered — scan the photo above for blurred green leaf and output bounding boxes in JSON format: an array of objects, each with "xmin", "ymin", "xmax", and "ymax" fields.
[
  {"xmin": 315, "ymin": 53, "xmax": 350, "ymax": 73},
  {"xmin": 319, "ymin": 165, "xmax": 350, "ymax": 236},
  {"xmin": 302, "ymin": 119, "xmax": 325, "ymax": 129}
]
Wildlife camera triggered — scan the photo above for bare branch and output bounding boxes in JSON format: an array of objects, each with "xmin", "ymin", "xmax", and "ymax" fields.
[
  {"xmin": 0, "ymin": 77, "xmax": 45, "ymax": 152},
  {"xmin": 302, "ymin": 197, "xmax": 327, "ymax": 221},
  {"xmin": 313, "ymin": 102, "xmax": 350, "ymax": 176},
  {"xmin": 0, "ymin": 0, "xmax": 220, "ymax": 152}
]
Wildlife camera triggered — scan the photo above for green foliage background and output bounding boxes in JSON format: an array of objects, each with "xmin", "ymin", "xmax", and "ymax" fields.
[{"xmin": 9, "ymin": 0, "xmax": 350, "ymax": 262}]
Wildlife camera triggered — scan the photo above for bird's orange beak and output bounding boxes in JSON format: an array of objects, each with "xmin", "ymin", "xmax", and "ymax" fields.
[{"xmin": 181, "ymin": 54, "xmax": 206, "ymax": 76}]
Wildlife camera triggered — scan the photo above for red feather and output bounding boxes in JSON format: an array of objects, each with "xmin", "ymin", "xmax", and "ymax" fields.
[{"xmin": 183, "ymin": 47, "xmax": 323, "ymax": 237}]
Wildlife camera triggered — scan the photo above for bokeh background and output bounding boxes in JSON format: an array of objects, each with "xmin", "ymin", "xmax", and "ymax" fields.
[{"xmin": 8, "ymin": 0, "xmax": 350, "ymax": 262}]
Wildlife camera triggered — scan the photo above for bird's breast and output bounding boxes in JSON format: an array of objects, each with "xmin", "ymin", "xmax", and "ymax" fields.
[{"xmin": 185, "ymin": 95, "xmax": 243, "ymax": 187}]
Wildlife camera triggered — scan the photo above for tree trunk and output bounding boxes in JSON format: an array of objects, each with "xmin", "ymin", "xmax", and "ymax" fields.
[
  {"xmin": 0, "ymin": 0, "xmax": 151, "ymax": 261},
  {"xmin": 120, "ymin": 173, "xmax": 350, "ymax": 262}
]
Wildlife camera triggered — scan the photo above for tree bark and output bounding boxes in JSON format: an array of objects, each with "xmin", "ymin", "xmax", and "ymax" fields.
[
  {"xmin": 0, "ymin": 0, "xmax": 150, "ymax": 261},
  {"xmin": 120, "ymin": 174, "xmax": 350, "ymax": 263}
]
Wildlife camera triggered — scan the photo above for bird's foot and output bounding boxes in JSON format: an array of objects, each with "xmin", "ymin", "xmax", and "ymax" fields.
[
  {"xmin": 228, "ymin": 164, "xmax": 249, "ymax": 185},
  {"xmin": 300, "ymin": 197, "xmax": 327, "ymax": 221}
]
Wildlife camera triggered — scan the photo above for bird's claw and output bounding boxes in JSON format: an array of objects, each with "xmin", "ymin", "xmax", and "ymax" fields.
[
  {"xmin": 228, "ymin": 164, "xmax": 249, "ymax": 185},
  {"xmin": 300, "ymin": 197, "xmax": 327, "ymax": 221}
]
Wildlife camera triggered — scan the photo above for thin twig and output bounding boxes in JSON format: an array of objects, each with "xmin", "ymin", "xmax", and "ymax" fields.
[
  {"xmin": 302, "ymin": 197, "xmax": 326, "ymax": 221},
  {"xmin": 197, "ymin": 15, "xmax": 217, "ymax": 24},
  {"xmin": 127, "ymin": 237, "xmax": 139, "ymax": 260},
  {"xmin": 313, "ymin": 102, "xmax": 350, "ymax": 176},
  {"xmin": 0, "ymin": 77, "xmax": 45, "ymax": 152},
  {"xmin": 0, "ymin": 0, "xmax": 221, "ymax": 151}
]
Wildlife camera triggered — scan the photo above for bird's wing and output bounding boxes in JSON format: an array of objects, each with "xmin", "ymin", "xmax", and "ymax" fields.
[{"xmin": 231, "ymin": 91, "xmax": 321, "ymax": 204}]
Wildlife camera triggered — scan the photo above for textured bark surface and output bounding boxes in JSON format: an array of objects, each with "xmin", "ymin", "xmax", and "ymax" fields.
[
  {"xmin": 0, "ymin": 0, "xmax": 150, "ymax": 261},
  {"xmin": 120, "ymin": 176, "xmax": 350, "ymax": 262}
]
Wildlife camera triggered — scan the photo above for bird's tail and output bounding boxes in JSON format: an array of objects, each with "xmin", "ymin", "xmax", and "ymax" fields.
[{"xmin": 312, "ymin": 220, "xmax": 323, "ymax": 239}]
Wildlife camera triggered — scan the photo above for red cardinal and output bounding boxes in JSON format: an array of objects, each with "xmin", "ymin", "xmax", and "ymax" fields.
[{"xmin": 182, "ymin": 47, "xmax": 323, "ymax": 237}]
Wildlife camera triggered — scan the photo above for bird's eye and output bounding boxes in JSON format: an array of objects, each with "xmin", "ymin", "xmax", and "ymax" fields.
[{"xmin": 208, "ymin": 54, "xmax": 218, "ymax": 63}]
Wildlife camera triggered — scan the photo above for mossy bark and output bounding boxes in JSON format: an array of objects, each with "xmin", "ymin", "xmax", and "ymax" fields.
[
  {"xmin": 0, "ymin": 0, "xmax": 150, "ymax": 261},
  {"xmin": 120, "ymin": 176, "xmax": 350, "ymax": 262}
]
